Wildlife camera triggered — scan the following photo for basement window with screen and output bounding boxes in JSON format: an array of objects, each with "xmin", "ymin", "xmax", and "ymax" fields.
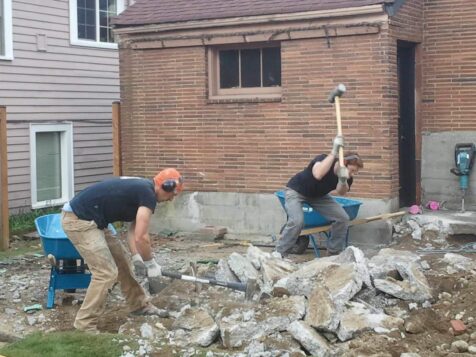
[
  {"xmin": 30, "ymin": 123, "xmax": 74, "ymax": 209},
  {"xmin": 209, "ymin": 44, "xmax": 282, "ymax": 100}
]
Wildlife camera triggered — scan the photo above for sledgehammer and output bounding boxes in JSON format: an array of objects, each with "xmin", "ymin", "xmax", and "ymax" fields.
[
  {"xmin": 328, "ymin": 83, "xmax": 346, "ymax": 167},
  {"xmin": 150, "ymin": 270, "xmax": 259, "ymax": 301}
]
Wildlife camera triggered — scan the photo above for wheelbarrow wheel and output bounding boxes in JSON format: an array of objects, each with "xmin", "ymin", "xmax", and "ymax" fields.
[{"xmin": 289, "ymin": 235, "xmax": 310, "ymax": 255}]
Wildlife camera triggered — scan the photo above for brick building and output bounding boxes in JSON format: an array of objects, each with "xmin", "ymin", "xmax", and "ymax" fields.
[{"xmin": 112, "ymin": 0, "xmax": 476, "ymax": 236}]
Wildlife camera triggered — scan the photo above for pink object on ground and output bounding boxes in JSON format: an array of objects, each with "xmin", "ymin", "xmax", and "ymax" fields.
[
  {"xmin": 408, "ymin": 205, "xmax": 422, "ymax": 215},
  {"xmin": 426, "ymin": 200, "xmax": 440, "ymax": 211}
]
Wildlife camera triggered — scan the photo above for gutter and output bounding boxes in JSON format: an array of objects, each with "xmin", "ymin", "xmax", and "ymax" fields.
[{"xmin": 114, "ymin": 4, "xmax": 385, "ymax": 35}]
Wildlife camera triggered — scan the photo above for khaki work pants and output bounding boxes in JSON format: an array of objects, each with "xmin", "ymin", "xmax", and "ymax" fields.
[{"xmin": 61, "ymin": 211, "xmax": 149, "ymax": 331}]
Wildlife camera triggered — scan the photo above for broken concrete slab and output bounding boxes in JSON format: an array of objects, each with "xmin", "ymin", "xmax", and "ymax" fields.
[
  {"xmin": 261, "ymin": 258, "xmax": 297, "ymax": 288},
  {"xmin": 305, "ymin": 287, "xmax": 340, "ymax": 332},
  {"xmin": 227, "ymin": 252, "xmax": 260, "ymax": 283},
  {"xmin": 373, "ymin": 262, "xmax": 433, "ymax": 303},
  {"xmin": 337, "ymin": 301, "xmax": 404, "ymax": 341},
  {"xmin": 219, "ymin": 295, "xmax": 306, "ymax": 349},
  {"xmin": 215, "ymin": 258, "xmax": 240, "ymax": 283},
  {"xmin": 288, "ymin": 320, "xmax": 331, "ymax": 357},
  {"xmin": 368, "ymin": 248, "xmax": 421, "ymax": 280},
  {"xmin": 443, "ymin": 253, "xmax": 476, "ymax": 272},
  {"xmin": 172, "ymin": 306, "xmax": 219, "ymax": 347},
  {"xmin": 273, "ymin": 261, "xmax": 363, "ymax": 308},
  {"xmin": 246, "ymin": 245, "xmax": 271, "ymax": 270},
  {"xmin": 409, "ymin": 212, "xmax": 476, "ymax": 236},
  {"xmin": 332, "ymin": 246, "xmax": 372, "ymax": 288}
]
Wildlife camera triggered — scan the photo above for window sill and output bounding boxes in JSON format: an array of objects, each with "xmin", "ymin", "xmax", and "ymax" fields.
[
  {"xmin": 208, "ymin": 94, "xmax": 282, "ymax": 104},
  {"xmin": 0, "ymin": 55, "xmax": 13, "ymax": 61},
  {"xmin": 70, "ymin": 39, "xmax": 118, "ymax": 49}
]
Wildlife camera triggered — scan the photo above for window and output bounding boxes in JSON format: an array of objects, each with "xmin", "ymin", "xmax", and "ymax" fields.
[
  {"xmin": 30, "ymin": 124, "xmax": 74, "ymax": 209},
  {"xmin": 69, "ymin": 0, "xmax": 125, "ymax": 49},
  {"xmin": 209, "ymin": 44, "xmax": 282, "ymax": 99},
  {"xmin": 0, "ymin": 0, "xmax": 13, "ymax": 60}
]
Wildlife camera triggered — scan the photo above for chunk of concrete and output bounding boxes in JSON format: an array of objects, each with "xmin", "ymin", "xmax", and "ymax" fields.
[
  {"xmin": 261, "ymin": 258, "xmax": 297, "ymax": 287},
  {"xmin": 172, "ymin": 306, "xmax": 219, "ymax": 347},
  {"xmin": 227, "ymin": 252, "xmax": 260, "ymax": 283},
  {"xmin": 374, "ymin": 262, "xmax": 432, "ymax": 302},
  {"xmin": 443, "ymin": 253, "xmax": 476, "ymax": 272},
  {"xmin": 305, "ymin": 287, "xmax": 340, "ymax": 332},
  {"xmin": 333, "ymin": 246, "xmax": 372, "ymax": 288},
  {"xmin": 368, "ymin": 248, "xmax": 421, "ymax": 280},
  {"xmin": 288, "ymin": 320, "xmax": 331, "ymax": 357},
  {"xmin": 219, "ymin": 295, "xmax": 306, "ymax": 348},
  {"xmin": 215, "ymin": 258, "xmax": 240, "ymax": 283},
  {"xmin": 246, "ymin": 245, "xmax": 271, "ymax": 270},
  {"xmin": 337, "ymin": 301, "xmax": 404, "ymax": 341}
]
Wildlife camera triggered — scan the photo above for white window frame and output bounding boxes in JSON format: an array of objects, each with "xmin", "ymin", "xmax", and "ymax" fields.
[
  {"xmin": 0, "ymin": 0, "xmax": 13, "ymax": 60},
  {"xmin": 69, "ymin": 0, "xmax": 125, "ymax": 49},
  {"xmin": 30, "ymin": 123, "xmax": 74, "ymax": 209}
]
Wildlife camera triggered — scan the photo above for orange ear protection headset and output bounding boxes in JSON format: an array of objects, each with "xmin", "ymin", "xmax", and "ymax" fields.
[{"xmin": 161, "ymin": 176, "xmax": 184, "ymax": 193}]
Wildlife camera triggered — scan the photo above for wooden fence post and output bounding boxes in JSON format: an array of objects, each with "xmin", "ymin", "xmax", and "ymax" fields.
[
  {"xmin": 0, "ymin": 106, "xmax": 9, "ymax": 251},
  {"xmin": 112, "ymin": 101, "xmax": 122, "ymax": 176}
]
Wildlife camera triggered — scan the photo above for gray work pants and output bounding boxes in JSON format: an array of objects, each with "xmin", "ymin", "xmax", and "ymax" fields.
[{"xmin": 276, "ymin": 188, "xmax": 350, "ymax": 255}]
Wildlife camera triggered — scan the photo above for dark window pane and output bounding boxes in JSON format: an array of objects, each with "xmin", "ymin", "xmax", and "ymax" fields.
[
  {"xmin": 85, "ymin": 0, "xmax": 95, "ymax": 9},
  {"xmin": 100, "ymin": 27, "xmax": 108, "ymax": 42},
  {"xmin": 100, "ymin": 11, "xmax": 107, "ymax": 26},
  {"xmin": 86, "ymin": 9, "xmax": 95, "ymax": 25},
  {"xmin": 78, "ymin": 0, "xmax": 85, "ymax": 8},
  {"xmin": 262, "ymin": 47, "xmax": 281, "ymax": 87},
  {"xmin": 100, "ymin": 0, "xmax": 107, "ymax": 10},
  {"xmin": 85, "ymin": 24, "xmax": 96, "ymax": 40},
  {"xmin": 220, "ymin": 50, "xmax": 239, "ymax": 88},
  {"xmin": 241, "ymin": 49, "xmax": 260, "ymax": 88}
]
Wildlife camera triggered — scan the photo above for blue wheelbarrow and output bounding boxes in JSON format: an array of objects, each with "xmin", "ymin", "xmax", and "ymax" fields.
[
  {"xmin": 275, "ymin": 191, "xmax": 362, "ymax": 257},
  {"xmin": 35, "ymin": 213, "xmax": 116, "ymax": 308}
]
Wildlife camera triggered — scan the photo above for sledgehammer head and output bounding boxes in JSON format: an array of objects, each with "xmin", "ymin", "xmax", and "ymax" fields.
[{"xmin": 328, "ymin": 83, "xmax": 346, "ymax": 103}]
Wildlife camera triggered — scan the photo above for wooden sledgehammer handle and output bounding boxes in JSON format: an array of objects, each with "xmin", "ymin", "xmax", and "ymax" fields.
[
  {"xmin": 334, "ymin": 96, "xmax": 344, "ymax": 167},
  {"xmin": 328, "ymin": 84, "xmax": 346, "ymax": 167}
]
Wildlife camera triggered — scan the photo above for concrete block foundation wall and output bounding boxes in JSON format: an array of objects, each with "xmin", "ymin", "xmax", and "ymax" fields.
[{"xmin": 420, "ymin": 0, "xmax": 476, "ymax": 210}]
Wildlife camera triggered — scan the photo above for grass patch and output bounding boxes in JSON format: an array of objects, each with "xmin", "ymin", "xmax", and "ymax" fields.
[
  {"xmin": 0, "ymin": 331, "xmax": 126, "ymax": 357},
  {"xmin": 0, "ymin": 240, "xmax": 42, "ymax": 260},
  {"xmin": 9, "ymin": 207, "xmax": 61, "ymax": 237}
]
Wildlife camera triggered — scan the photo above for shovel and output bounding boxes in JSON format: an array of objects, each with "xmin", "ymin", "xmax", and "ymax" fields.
[{"xmin": 149, "ymin": 270, "xmax": 259, "ymax": 301}]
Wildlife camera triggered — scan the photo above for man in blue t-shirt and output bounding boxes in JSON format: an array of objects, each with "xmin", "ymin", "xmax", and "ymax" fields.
[
  {"xmin": 61, "ymin": 168, "xmax": 183, "ymax": 333},
  {"xmin": 276, "ymin": 136, "xmax": 363, "ymax": 256}
]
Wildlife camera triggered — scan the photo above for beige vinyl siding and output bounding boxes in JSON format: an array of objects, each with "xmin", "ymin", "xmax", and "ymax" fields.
[{"xmin": 0, "ymin": 0, "xmax": 126, "ymax": 213}]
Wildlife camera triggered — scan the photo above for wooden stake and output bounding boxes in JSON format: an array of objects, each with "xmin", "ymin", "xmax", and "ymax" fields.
[
  {"xmin": 0, "ymin": 106, "xmax": 9, "ymax": 251},
  {"xmin": 112, "ymin": 101, "xmax": 122, "ymax": 176}
]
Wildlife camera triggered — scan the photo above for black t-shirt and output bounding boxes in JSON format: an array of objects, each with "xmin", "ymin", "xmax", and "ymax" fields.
[
  {"xmin": 70, "ymin": 177, "xmax": 157, "ymax": 229},
  {"xmin": 287, "ymin": 154, "xmax": 353, "ymax": 198}
]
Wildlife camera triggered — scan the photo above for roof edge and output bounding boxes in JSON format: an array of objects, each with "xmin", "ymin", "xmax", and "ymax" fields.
[{"xmin": 114, "ymin": 4, "xmax": 385, "ymax": 35}]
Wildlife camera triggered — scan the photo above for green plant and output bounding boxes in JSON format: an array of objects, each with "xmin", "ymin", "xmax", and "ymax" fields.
[
  {"xmin": 0, "ymin": 331, "xmax": 126, "ymax": 357},
  {"xmin": 9, "ymin": 206, "xmax": 61, "ymax": 236}
]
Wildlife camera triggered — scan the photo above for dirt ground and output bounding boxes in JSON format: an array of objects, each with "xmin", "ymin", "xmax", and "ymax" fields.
[{"xmin": 1, "ymin": 228, "xmax": 475, "ymax": 356}]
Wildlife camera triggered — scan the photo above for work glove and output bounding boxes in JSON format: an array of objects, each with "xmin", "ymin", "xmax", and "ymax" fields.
[
  {"xmin": 332, "ymin": 135, "xmax": 345, "ymax": 156},
  {"xmin": 337, "ymin": 166, "xmax": 349, "ymax": 185},
  {"xmin": 132, "ymin": 254, "xmax": 147, "ymax": 278},
  {"xmin": 144, "ymin": 257, "xmax": 162, "ymax": 278}
]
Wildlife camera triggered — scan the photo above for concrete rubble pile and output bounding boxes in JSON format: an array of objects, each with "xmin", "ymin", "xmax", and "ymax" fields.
[{"xmin": 120, "ymin": 245, "xmax": 434, "ymax": 356}]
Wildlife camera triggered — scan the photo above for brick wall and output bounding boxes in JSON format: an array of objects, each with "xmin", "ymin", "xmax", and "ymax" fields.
[
  {"xmin": 118, "ymin": 30, "xmax": 403, "ymax": 200},
  {"xmin": 422, "ymin": 0, "xmax": 476, "ymax": 132}
]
